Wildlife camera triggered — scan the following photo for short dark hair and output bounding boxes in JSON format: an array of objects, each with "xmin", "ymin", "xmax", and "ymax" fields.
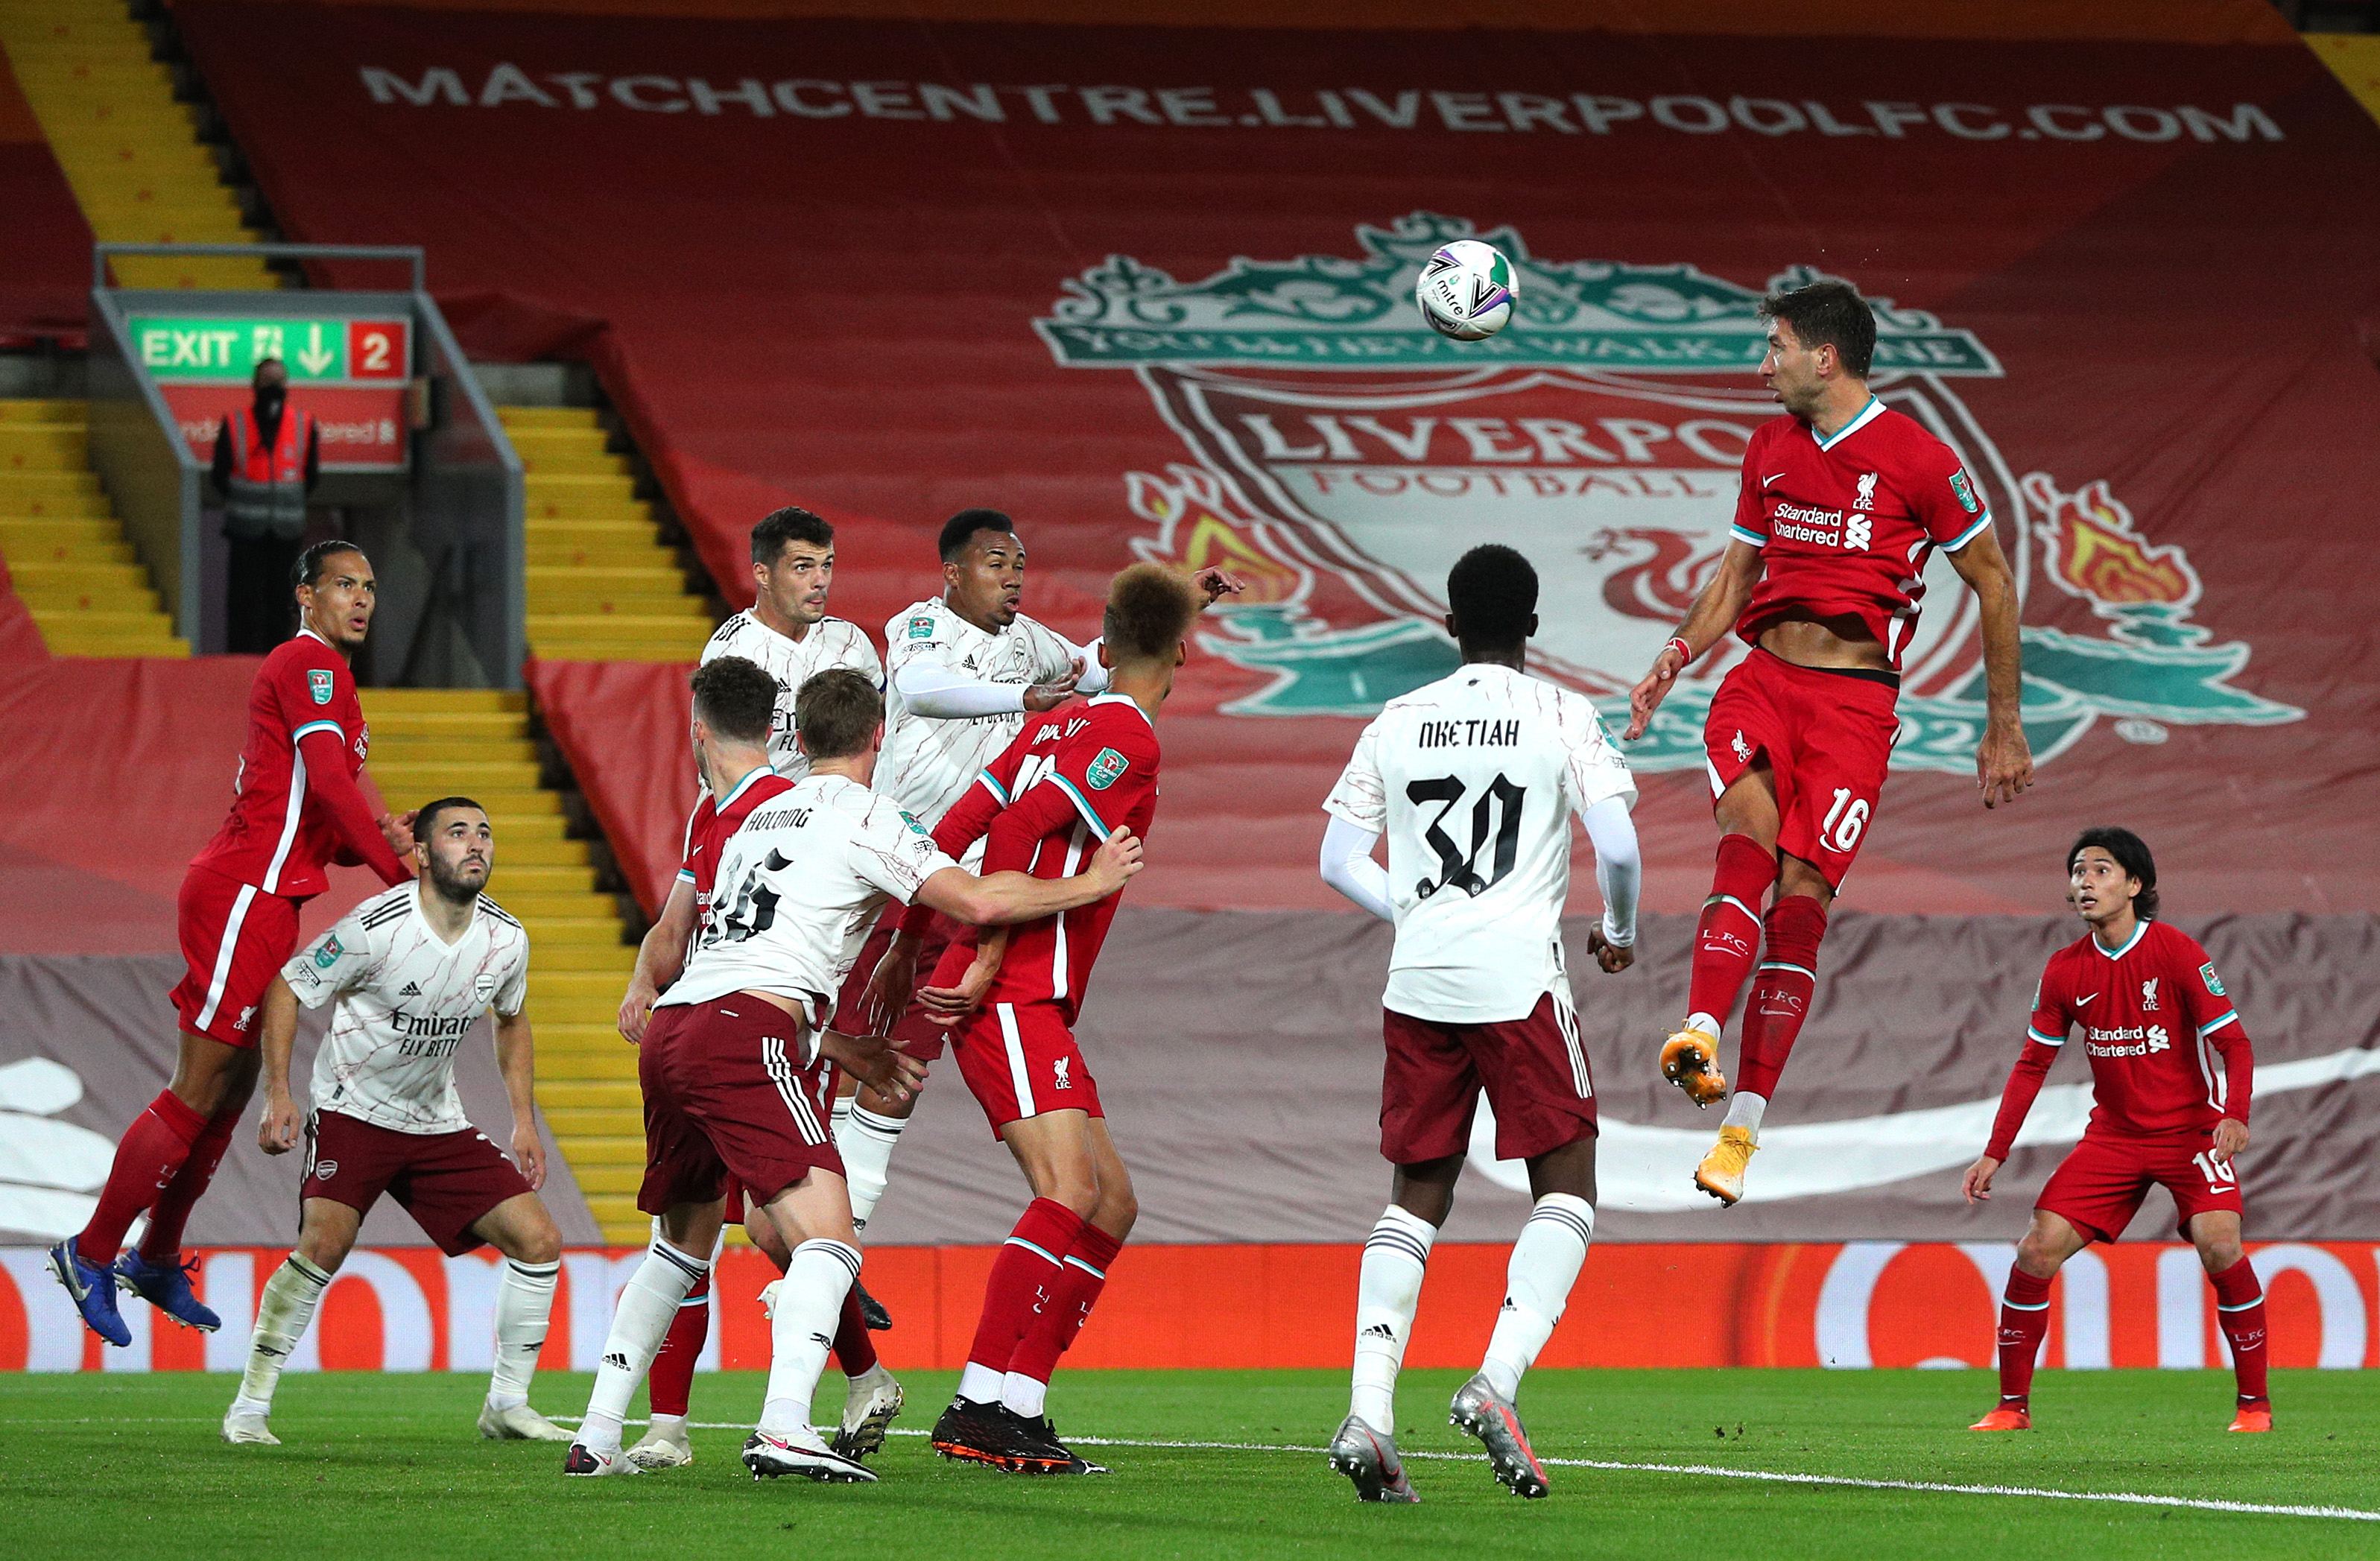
[
  {"xmin": 1101, "ymin": 563, "xmax": 1199, "ymax": 665},
  {"xmin": 794, "ymin": 668, "xmax": 882, "ymax": 760},
  {"xmin": 938, "ymin": 507, "xmax": 1014, "ymax": 563},
  {"xmin": 1446, "ymin": 545, "xmax": 1537, "ymax": 650},
  {"xmin": 751, "ymin": 506, "xmax": 833, "ymax": 566},
  {"xmin": 1759, "ymin": 279, "xmax": 1877, "ymax": 378},
  {"xmin": 294, "ymin": 540, "xmax": 366, "ymax": 592},
  {"xmin": 414, "ymin": 796, "xmax": 487, "ymax": 842},
  {"xmin": 2069, "ymin": 826, "xmax": 2159, "ymax": 919},
  {"xmin": 689, "ymin": 656, "xmax": 779, "ymax": 745}
]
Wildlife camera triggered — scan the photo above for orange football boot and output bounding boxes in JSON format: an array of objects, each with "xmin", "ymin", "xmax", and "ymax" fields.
[
  {"xmin": 1969, "ymin": 1405, "xmax": 2031, "ymax": 1431},
  {"xmin": 1661, "ymin": 1025, "xmax": 1727, "ymax": 1107},
  {"xmin": 2227, "ymin": 1402, "xmax": 2273, "ymax": 1433}
]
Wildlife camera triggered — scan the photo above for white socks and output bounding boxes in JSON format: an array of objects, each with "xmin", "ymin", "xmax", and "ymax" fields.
[
  {"xmin": 1349, "ymin": 1204, "xmax": 1434, "ymax": 1434},
  {"xmin": 835, "ymin": 1102, "xmax": 907, "ymax": 1232},
  {"xmin": 759, "ymin": 1238, "xmax": 862, "ymax": 1435},
  {"xmin": 1723, "ymin": 1089, "xmax": 1768, "ymax": 1137},
  {"xmin": 578, "ymin": 1239, "xmax": 709, "ymax": 1453},
  {"xmin": 232, "ymin": 1253, "xmax": 332, "ymax": 1415},
  {"xmin": 486, "ymin": 1257, "xmax": 560, "ymax": 1410},
  {"xmin": 1001, "ymin": 1371, "xmax": 1048, "ymax": 1419},
  {"xmin": 1481, "ymin": 1194, "xmax": 1594, "ymax": 1401}
]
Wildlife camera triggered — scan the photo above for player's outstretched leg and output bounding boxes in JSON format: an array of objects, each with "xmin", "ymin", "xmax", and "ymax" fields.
[
  {"xmin": 1695, "ymin": 893, "xmax": 1827, "ymax": 1206},
  {"xmin": 224, "ymin": 1253, "xmax": 335, "ymax": 1445},
  {"xmin": 1448, "ymin": 1191, "xmax": 1590, "ymax": 1498},
  {"xmin": 741, "ymin": 1238, "xmax": 876, "ymax": 1483},
  {"xmin": 566, "ymin": 1235, "xmax": 712, "ymax": 1477},
  {"xmin": 1664, "ymin": 833, "xmax": 1779, "ymax": 1108},
  {"xmin": 118, "ymin": 1103, "xmax": 243, "ymax": 1332}
]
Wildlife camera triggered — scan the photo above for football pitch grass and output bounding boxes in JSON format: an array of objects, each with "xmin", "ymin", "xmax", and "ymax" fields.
[{"xmin": 6, "ymin": 1370, "xmax": 2375, "ymax": 1559}]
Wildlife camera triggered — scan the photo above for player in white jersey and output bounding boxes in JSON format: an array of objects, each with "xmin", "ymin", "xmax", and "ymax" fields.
[
  {"xmin": 1317, "ymin": 545, "xmax": 1642, "ymax": 1504},
  {"xmin": 700, "ymin": 507, "xmax": 882, "ymax": 778},
  {"xmin": 569, "ymin": 660, "xmax": 1142, "ymax": 1483},
  {"xmin": 225, "ymin": 798, "xmax": 568, "ymax": 1447}
]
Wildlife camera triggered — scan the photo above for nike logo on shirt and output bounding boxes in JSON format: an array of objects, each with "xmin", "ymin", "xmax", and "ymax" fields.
[
  {"xmin": 1762, "ymin": 472, "xmax": 1787, "ymax": 487},
  {"xmin": 2074, "ymin": 993, "xmax": 2098, "ymax": 1007}
]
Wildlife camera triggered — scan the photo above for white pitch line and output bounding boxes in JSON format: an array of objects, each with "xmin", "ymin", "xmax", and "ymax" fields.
[{"xmin": 561, "ymin": 1420, "xmax": 2380, "ymax": 1524}]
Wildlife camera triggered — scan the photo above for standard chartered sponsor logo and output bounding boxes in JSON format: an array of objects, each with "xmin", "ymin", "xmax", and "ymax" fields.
[{"xmin": 2085, "ymin": 1023, "xmax": 2171, "ymax": 1057}]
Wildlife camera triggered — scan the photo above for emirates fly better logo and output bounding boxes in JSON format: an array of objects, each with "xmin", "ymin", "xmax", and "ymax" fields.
[{"xmin": 1037, "ymin": 213, "xmax": 2300, "ymax": 773}]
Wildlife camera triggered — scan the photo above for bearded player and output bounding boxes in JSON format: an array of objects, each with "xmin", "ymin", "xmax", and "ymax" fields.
[
  {"xmin": 1320, "ymin": 545, "xmax": 1640, "ymax": 1502},
  {"xmin": 51, "ymin": 540, "xmax": 417, "ymax": 1346},
  {"xmin": 896, "ymin": 564, "xmax": 1213, "ymax": 1476},
  {"xmin": 700, "ymin": 507, "xmax": 883, "ymax": 776},
  {"xmin": 228, "ymin": 799, "xmax": 568, "ymax": 1446},
  {"xmin": 829, "ymin": 513, "xmax": 1235, "ymax": 1295},
  {"xmin": 1963, "ymin": 829, "xmax": 2269, "ymax": 1434},
  {"xmin": 565, "ymin": 659, "xmax": 1141, "ymax": 1481},
  {"xmin": 1624, "ymin": 279, "xmax": 2034, "ymax": 1206}
]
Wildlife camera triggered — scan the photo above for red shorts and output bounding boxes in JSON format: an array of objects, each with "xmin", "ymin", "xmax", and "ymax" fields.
[
  {"xmin": 168, "ymin": 864, "xmax": 303, "ymax": 1047},
  {"xmin": 639, "ymin": 996, "xmax": 843, "ymax": 1214},
  {"xmin": 302, "ymin": 1109, "xmax": 533, "ymax": 1256},
  {"xmin": 829, "ymin": 910, "xmax": 963, "ymax": 1062},
  {"xmin": 951, "ymin": 1000, "xmax": 1104, "ymax": 1141},
  {"xmin": 1381, "ymin": 990, "xmax": 1595, "ymax": 1165},
  {"xmin": 2037, "ymin": 1130, "xmax": 2244, "ymax": 1244},
  {"xmin": 1703, "ymin": 649, "xmax": 1899, "ymax": 889}
]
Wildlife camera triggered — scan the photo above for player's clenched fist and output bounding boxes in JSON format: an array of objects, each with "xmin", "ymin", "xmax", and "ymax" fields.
[{"xmin": 257, "ymin": 1091, "xmax": 303, "ymax": 1156}]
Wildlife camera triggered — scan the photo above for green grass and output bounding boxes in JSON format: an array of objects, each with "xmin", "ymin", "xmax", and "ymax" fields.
[{"xmin": 4, "ymin": 1370, "xmax": 2373, "ymax": 1559}]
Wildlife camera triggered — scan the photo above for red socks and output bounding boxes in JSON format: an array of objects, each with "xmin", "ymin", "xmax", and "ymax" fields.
[
  {"xmin": 1005, "ymin": 1223, "xmax": 1123, "ymax": 1387},
  {"xmin": 77, "ymin": 1089, "xmax": 208, "ymax": 1264},
  {"xmin": 1735, "ymin": 895, "xmax": 1828, "ymax": 1100},
  {"xmin": 1994, "ymin": 1267, "xmax": 2053, "ymax": 1403},
  {"xmin": 833, "ymin": 1285, "xmax": 878, "ymax": 1377},
  {"xmin": 138, "ymin": 1104, "xmax": 241, "ymax": 1261},
  {"xmin": 964, "ymin": 1198, "xmax": 1087, "ymax": 1384},
  {"xmin": 2210, "ymin": 1257, "xmax": 2269, "ymax": 1403},
  {"xmin": 1686, "ymin": 834, "xmax": 1778, "ymax": 1028},
  {"xmin": 647, "ymin": 1276, "xmax": 712, "ymax": 1419}
]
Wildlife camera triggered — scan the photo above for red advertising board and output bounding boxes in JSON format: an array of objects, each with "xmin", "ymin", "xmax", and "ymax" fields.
[{"xmin": 160, "ymin": 384, "xmax": 409, "ymax": 469}]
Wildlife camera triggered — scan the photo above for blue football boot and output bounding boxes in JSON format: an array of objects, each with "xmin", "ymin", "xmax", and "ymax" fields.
[
  {"xmin": 48, "ymin": 1239, "xmax": 131, "ymax": 1346},
  {"xmin": 114, "ymin": 1250, "xmax": 221, "ymax": 1332}
]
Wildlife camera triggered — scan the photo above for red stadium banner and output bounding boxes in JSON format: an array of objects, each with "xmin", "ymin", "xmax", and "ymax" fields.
[{"xmin": 4, "ymin": 1240, "xmax": 2374, "ymax": 1373}]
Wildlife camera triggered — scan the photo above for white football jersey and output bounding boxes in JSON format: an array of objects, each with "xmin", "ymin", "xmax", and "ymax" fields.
[
  {"xmin": 1323, "ymin": 663, "xmax": 1636, "ymax": 1024},
  {"xmin": 700, "ymin": 611, "xmax": 882, "ymax": 779},
  {"xmin": 876, "ymin": 597, "xmax": 1083, "ymax": 835},
  {"xmin": 659, "ymin": 773, "xmax": 958, "ymax": 1036},
  {"xmin": 282, "ymin": 881, "xmax": 531, "ymax": 1134}
]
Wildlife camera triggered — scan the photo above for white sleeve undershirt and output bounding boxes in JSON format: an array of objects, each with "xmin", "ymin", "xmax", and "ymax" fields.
[
  {"xmin": 1580, "ymin": 794, "xmax": 1640, "ymax": 948},
  {"xmin": 893, "ymin": 660, "xmax": 1029, "ymax": 719},
  {"xmin": 1318, "ymin": 814, "xmax": 1395, "ymax": 922}
]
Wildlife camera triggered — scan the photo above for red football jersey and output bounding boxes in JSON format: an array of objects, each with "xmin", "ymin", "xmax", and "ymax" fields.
[
  {"xmin": 1987, "ymin": 919, "xmax": 2252, "ymax": 1156},
  {"xmin": 929, "ymin": 694, "xmax": 1160, "ymax": 1025},
  {"xmin": 674, "ymin": 765, "xmax": 797, "ymax": 922},
  {"xmin": 189, "ymin": 629, "xmax": 405, "ymax": 898},
  {"xmin": 1731, "ymin": 399, "xmax": 1995, "ymax": 669}
]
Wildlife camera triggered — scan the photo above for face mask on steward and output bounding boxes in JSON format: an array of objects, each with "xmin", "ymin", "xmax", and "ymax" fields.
[{"xmin": 254, "ymin": 384, "xmax": 287, "ymax": 423}]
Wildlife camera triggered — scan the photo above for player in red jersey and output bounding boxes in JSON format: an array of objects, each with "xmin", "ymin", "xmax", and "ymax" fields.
[
  {"xmin": 1963, "ymin": 828, "xmax": 2269, "ymax": 1434},
  {"xmin": 1624, "ymin": 279, "xmax": 2034, "ymax": 1207},
  {"xmin": 50, "ymin": 540, "xmax": 416, "ymax": 1346},
  {"xmin": 894, "ymin": 565, "xmax": 1200, "ymax": 1476}
]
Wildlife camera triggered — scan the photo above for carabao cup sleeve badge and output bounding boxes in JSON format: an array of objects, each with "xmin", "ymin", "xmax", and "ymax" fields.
[{"xmin": 1086, "ymin": 748, "xmax": 1129, "ymax": 790}]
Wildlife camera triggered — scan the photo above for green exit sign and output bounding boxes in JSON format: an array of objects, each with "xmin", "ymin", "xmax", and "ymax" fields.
[{"xmin": 129, "ymin": 316, "xmax": 411, "ymax": 384}]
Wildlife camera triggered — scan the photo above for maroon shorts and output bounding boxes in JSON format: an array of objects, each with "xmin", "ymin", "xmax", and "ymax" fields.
[
  {"xmin": 829, "ymin": 910, "xmax": 963, "ymax": 1062},
  {"xmin": 168, "ymin": 865, "xmax": 303, "ymax": 1048},
  {"xmin": 1703, "ymin": 649, "xmax": 1899, "ymax": 890},
  {"xmin": 1381, "ymin": 991, "xmax": 1595, "ymax": 1165},
  {"xmin": 952, "ymin": 1000, "xmax": 1104, "ymax": 1141},
  {"xmin": 2037, "ymin": 1130, "xmax": 2244, "ymax": 1244},
  {"xmin": 302, "ymin": 1109, "xmax": 533, "ymax": 1256},
  {"xmin": 639, "ymin": 995, "xmax": 843, "ymax": 1214}
]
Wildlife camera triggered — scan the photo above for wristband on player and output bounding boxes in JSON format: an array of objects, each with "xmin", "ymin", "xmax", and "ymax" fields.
[{"xmin": 1662, "ymin": 636, "xmax": 1693, "ymax": 668}]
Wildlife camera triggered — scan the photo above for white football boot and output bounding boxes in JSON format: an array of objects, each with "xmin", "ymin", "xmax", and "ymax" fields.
[{"xmin": 478, "ymin": 1401, "xmax": 574, "ymax": 1441}]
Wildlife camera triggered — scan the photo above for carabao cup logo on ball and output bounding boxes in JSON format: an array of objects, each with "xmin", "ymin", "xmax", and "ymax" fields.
[{"xmin": 1416, "ymin": 239, "xmax": 1516, "ymax": 341}]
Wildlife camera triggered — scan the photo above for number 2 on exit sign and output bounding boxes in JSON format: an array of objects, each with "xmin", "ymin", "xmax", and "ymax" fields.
[{"xmin": 346, "ymin": 320, "xmax": 409, "ymax": 380}]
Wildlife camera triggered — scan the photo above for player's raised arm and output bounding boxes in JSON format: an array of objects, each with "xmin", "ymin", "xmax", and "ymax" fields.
[
  {"xmin": 1944, "ymin": 526, "xmax": 2033, "ymax": 808},
  {"xmin": 1624, "ymin": 539, "xmax": 1763, "ymax": 741}
]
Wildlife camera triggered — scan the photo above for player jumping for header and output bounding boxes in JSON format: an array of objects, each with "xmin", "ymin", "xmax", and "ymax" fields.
[
  {"xmin": 1319, "ymin": 545, "xmax": 1641, "ymax": 1501},
  {"xmin": 51, "ymin": 541, "xmax": 417, "ymax": 1346},
  {"xmin": 1624, "ymin": 279, "xmax": 2034, "ymax": 1207},
  {"xmin": 1963, "ymin": 828, "xmax": 2269, "ymax": 1434},
  {"xmin": 228, "ymin": 799, "xmax": 569, "ymax": 1446}
]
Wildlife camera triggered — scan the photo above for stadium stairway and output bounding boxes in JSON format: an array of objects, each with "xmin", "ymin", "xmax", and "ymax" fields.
[
  {"xmin": 0, "ymin": 0, "xmax": 275, "ymax": 289},
  {"xmin": 503, "ymin": 404, "xmax": 716, "ymax": 662},
  {"xmin": 358, "ymin": 687, "xmax": 649, "ymax": 1239},
  {"xmin": 0, "ymin": 398, "xmax": 186, "ymax": 655}
]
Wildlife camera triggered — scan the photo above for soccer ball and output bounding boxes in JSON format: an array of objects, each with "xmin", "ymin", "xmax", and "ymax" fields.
[{"xmin": 1414, "ymin": 240, "xmax": 1518, "ymax": 341}]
